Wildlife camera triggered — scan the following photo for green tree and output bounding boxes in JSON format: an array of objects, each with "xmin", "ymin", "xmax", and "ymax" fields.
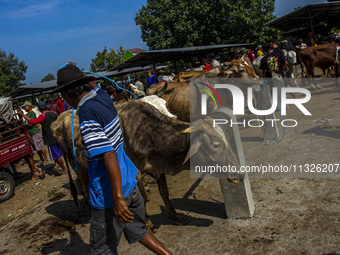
[
  {"xmin": 41, "ymin": 73, "xmax": 56, "ymax": 82},
  {"xmin": 0, "ymin": 49, "xmax": 27, "ymax": 96},
  {"xmin": 90, "ymin": 46, "xmax": 126, "ymax": 72},
  {"xmin": 135, "ymin": 0, "xmax": 278, "ymax": 50}
]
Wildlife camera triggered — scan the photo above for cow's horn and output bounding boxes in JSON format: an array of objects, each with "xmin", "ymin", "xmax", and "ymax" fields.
[
  {"xmin": 182, "ymin": 139, "xmax": 202, "ymax": 164},
  {"xmin": 181, "ymin": 126, "xmax": 203, "ymax": 134}
]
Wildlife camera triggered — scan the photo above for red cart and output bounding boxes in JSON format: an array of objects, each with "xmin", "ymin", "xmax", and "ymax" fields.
[{"xmin": 0, "ymin": 98, "xmax": 33, "ymax": 203}]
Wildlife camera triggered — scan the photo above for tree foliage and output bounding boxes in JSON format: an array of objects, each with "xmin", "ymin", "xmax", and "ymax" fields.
[
  {"xmin": 0, "ymin": 49, "xmax": 27, "ymax": 96},
  {"xmin": 135, "ymin": 0, "xmax": 278, "ymax": 50},
  {"xmin": 41, "ymin": 73, "xmax": 56, "ymax": 82},
  {"xmin": 90, "ymin": 46, "xmax": 126, "ymax": 72}
]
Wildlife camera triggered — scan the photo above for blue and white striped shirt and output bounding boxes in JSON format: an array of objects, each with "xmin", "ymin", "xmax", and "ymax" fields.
[{"xmin": 78, "ymin": 87, "xmax": 138, "ymax": 209}]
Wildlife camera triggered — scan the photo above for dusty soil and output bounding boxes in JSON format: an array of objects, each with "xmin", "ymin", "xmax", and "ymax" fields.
[{"xmin": 0, "ymin": 70, "xmax": 339, "ymax": 255}]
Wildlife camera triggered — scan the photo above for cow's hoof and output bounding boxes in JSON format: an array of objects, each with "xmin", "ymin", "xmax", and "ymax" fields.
[
  {"xmin": 145, "ymin": 217, "xmax": 156, "ymax": 233},
  {"xmin": 310, "ymin": 84, "xmax": 316, "ymax": 89},
  {"xmin": 316, "ymin": 84, "xmax": 322, "ymax": 89},
  {"xmin": 146, "ymin": 222, "xmax": 156, "ymax": 233}
]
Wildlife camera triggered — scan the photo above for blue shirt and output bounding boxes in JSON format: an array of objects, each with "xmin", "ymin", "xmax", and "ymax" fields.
[
  {"xmin": 77, "ymin": 87, "xmax": 139, "ymax": 209},
  {"xmin": 147, "ymin": 75, "xmax": 156, "ymax": 87}
]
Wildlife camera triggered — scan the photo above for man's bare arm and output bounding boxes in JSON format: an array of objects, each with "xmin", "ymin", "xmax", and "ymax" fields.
[{"xmin": 103, "ymin": 150, "xmax": 134, "ymax": 224}]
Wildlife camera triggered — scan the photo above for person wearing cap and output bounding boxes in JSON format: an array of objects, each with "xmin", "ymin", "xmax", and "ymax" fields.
[
  {"xmin": 281, "ymin": 39, "xmax": 293, "ymax": 51},
  {"xmin": 256, "ymin": 45, "xmax": 264, "ymax": 57},
  {"xmin": 295, "ymin": 38, "xmax": 307, "ymax": 77},
  {"xmin": 260, "ymin": 39, "xmax": 287, "ymax": 103},
  {"xmin": 260, "ymin": 39, "xmax": 286, "ymax": 78},
  {"xmin": 207, "ymin": 52, "xmax": 220, "ymax": 68},
  {"xmin": 18, "ymin": 101, "xmax": 68, "ymax": 175},
  {"xmin": 134, "ymin": 76, "xmax": 146, "ymax": 93},
  {"xmin": 22, "ymin": 101, "xmax": 49, "ymax": 167},
  {"xmin": 55, "ymin": 63, "xmax": 172, "ymax": 255},
  {"xmin": 296, "ymin": 38, "xmax": 307, "ymax": 51}
]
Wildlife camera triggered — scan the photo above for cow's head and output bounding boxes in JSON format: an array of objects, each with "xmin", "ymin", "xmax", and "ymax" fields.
[{"xmin": 181, "ymin": 117, "xmax": 244, "ymax": 183}]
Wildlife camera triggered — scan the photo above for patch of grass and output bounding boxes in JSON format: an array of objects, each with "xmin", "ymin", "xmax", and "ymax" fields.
[
  {"xmin": 37, "ymin": 199, "xmax": 43, "ymax": 204},
  {"xmin": 47, "ymin": 187, "xmax": 59, "ymax": 198}
]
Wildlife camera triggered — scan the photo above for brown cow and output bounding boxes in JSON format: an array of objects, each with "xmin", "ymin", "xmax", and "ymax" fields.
[
  {"xmin": 299, "ymin": 43, "xmax": 339, "ymax": 89},
  {"xmin": 147, "ymin": 57, "xmax": 261, "ymax": 122},
  {"xmin": 51, "ymin": 101, "xmax": 243, "ymax": 231}
]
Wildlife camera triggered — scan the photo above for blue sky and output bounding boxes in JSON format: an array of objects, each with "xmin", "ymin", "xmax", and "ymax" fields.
[{"xmin": 0, "ymin": 0, "xmax": 328, "ymax": 87}]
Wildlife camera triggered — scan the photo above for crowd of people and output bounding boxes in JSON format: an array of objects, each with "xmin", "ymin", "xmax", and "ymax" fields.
[{"xmin": 17, "ymin": 96, "xmax": 69, "ymax": 180}]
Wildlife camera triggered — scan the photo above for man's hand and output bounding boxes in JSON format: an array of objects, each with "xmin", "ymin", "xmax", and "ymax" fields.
[
  {"xmin": 114, "ymin": 197, "xmax": 134, "ymax": 225},
  {"xmin": 17, "ymin": 109, "xmax": 23, "ymax": 116},
  {"xmin": 103, "ymin": 150, "xmax": 134, "ymax": 225}
]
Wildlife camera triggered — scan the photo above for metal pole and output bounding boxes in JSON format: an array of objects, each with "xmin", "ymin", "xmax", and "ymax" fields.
[{"xmin": 308, "ymin": 8, "xmax": 315, "ymax": 35}]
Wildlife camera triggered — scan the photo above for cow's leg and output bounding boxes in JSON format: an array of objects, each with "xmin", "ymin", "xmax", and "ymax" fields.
[
  {"xmin": 315, "ymin": 69, "xmax": 322, "ymax": 89},
  {"xmin": 156, "ymin": 173, "xmax": 189, "ymax": 225},
  {"xmin": 136, "ymin": 172, "xmax": 155, "ymax": 233},
  {"xmin": 305, "ymin": 65, "xmax": 317, "ymax": 89},
  {"xmin": 300, "ymin": 63, "xmax": 306, "ymax": 78},
  {"xmin": 335, "ymin": 64, "xmax": 340, "ymax": 93}
]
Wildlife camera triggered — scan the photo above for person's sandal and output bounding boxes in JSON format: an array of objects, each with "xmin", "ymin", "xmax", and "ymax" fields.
[
  {"xmin": 36, "ymin": 162, "xmax": 44, "ymax": 167},
  {"xmin": 53, "ymin": 167, "xmax": 62, "ymax": 176},
  {"xmin": 39, "ymin": 170, "xmax": 46, "ymax": 179},
  {"xmin": 60, "ymin": 169, "xmax": 68, "ymax": 175}
]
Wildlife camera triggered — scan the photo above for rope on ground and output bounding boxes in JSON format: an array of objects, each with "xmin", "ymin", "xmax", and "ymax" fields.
[{"xmin": 210, "ymin": 194, "xmax": 224, "ymax": 204}]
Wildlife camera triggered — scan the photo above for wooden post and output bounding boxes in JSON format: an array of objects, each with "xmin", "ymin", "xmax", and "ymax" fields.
[{"xmin": 210, "ymin": 107, "xmax": 255, "ymax": 218}]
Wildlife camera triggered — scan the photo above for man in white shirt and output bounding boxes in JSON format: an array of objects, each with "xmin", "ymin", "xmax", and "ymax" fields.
[{"xmin": 207, "ymin": 52, "xmax": 220, "ymax": 68}]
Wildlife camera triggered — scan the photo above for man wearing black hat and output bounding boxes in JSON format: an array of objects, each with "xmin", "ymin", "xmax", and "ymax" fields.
[{"xmin": 55, "ymin": 63, "xmax": 171, "ymax": 255}]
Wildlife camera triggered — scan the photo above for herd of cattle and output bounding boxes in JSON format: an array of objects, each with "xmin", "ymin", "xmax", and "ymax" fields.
[
  {"xmin": 50, "ymin": 42, "xmax": 339, "ymax": 231},
  {"xmin": 253, "ymin": 42, "xmax": 339, "ymax": 89}
]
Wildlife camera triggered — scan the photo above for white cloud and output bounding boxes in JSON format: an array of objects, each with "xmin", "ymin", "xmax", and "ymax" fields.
[{"xmin": 2, "ymin": 1, "xmax": 61, "ymax": 19}]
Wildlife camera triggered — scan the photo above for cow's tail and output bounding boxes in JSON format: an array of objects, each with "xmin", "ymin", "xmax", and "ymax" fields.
[{"xmin": 64, "ymin": 155, "xmax": 79, "ymax": 207}]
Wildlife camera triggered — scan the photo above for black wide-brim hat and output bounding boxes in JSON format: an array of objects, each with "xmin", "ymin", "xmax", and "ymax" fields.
[{"xmin": 53, "ymin": 64, "xmax": 95, "ymax": 93}]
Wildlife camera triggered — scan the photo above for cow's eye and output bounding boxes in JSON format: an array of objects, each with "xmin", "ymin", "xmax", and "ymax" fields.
[
  {"xmin": 213, "ymin": 142, "xmax": 222, "ymax": 150},
  {"xmin": 239, "ymin": 69, "xmax": 246, "ymax": 73}
]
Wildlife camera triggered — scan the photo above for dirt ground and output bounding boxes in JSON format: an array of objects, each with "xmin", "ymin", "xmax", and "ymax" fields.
[{"xmin": 0, "ymin": 70, "xmax": 339, "ymax": 255}]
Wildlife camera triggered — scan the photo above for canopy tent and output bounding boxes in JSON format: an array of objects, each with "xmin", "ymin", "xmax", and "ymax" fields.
[
  {"xmin": 8, "ymin": 65, "xmax": 165, "ymax": 98},
  {"xmin": 111, "ymin": 44, "xmax": 251, "ymax": 71},
  {"xmin": 9, "ymin": 44, "xmax": 251, "ymax": 99},
  {"xmin": 8, "ymin": 80, "xmax": 58, "ymax": 98},
  {"xmin": 265, "ymin": 1, "xmax": 340, "ymax": 35}
]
